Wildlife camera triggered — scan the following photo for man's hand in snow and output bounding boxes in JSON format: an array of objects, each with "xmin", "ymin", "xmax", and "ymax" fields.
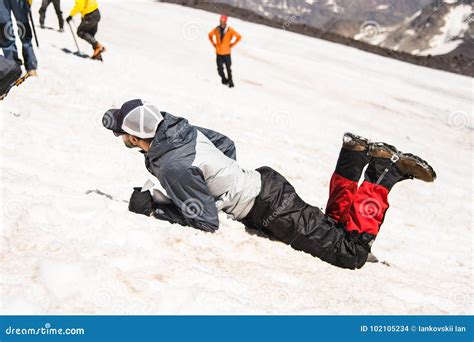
[{"xmin": 129, "ymin": 187, "xmax": 155, "ymax": 216}]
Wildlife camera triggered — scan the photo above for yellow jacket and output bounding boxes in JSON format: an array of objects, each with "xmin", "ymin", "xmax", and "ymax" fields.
[{"xmin": 70, "ymin": 0, "xmax": 99, "ymax": 17}]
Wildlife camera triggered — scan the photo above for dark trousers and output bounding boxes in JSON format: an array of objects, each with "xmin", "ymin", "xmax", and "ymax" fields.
[
  {"xmin": 0, "ymin": 55, "xmax": 21, "ymax": 95},
  {"xmin": 39, "ymin": 0, "xmax": 64, "ymax": 28},
  {"xmin": 240, "ymin": 150, "xmax": 391, "ymax": 270},
  {"xmin": 216, "ymin": 54, "xmax": 232, "ymax": 82},
  {"xmin": 0, "ymin": 0, "xmax": 38, "ymax": 71},
  {"xmin": 77, "ymin": 9, "xmax": 100, "ymax": 47}
]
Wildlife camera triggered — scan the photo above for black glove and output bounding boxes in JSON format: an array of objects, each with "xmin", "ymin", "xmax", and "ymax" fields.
[
  {"xmin": 66, "ymin": 16, "xmax": 73, "ymax": 23},
  {"xmin": 129, "ymin": 187, "xmax": 155, "ymax": 216}
]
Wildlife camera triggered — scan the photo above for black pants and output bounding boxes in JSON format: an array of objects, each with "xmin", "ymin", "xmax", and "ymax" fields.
[
  {"xmin": 0, "ymin": 56, "xmax": 21, "ymax": 95},
  {"xmin": 39, "ymin": 0, "xmax": 63, "ymax": 28},
  {"xmin": 216, "ymin": 54, "xmax": 232, "ymax": 83},
  {"xmin": 239, "ymin": 167, "xmax": 374, "ymax": 270},
  {"xmin": 77, "ymin": 9, "xmax": 100, "ymax": 47}
]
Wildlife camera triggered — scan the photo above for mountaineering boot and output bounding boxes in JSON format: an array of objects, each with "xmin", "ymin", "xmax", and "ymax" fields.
[
  {"xmin": 92, "ymin": 43, "xmax": 106, "ymax": 59},
  {"xmin": 342, "ymin": 132, "xmax": 370, "ymax": 152},
  {"xmin": 396, "ymin": 153, "xmax": 437, "ymax": 183},
  {"xmin": 365, "ymin": 152, "xmax": 436, "ymax": 190},
  {"xmin": 369, "ymin": 141, "xmax": 399, "ymax": 159}
]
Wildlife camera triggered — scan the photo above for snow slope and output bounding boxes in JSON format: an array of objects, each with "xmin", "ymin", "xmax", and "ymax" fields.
[{"xmin": 1, "ymin": 0, "xmax": 473, "ymax": 315}]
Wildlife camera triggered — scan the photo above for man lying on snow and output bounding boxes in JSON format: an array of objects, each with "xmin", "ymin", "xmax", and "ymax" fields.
[{"xmin": 102, "ymin": 99, "xmax": 436, "ymax": 270}]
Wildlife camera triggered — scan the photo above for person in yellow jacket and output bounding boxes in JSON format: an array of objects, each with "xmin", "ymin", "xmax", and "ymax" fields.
[
  {"xmin": 66, "ymin": 0, "xmax": 105, "ymax": 59},
  {"xmin": 208, "ymin": 15, "xmax": 241, "ymax": 88}
]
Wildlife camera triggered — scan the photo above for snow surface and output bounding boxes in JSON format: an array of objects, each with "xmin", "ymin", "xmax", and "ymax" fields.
[{"xmin": 1, "ymin": 0, "xmax": 473, "ymax": 315}]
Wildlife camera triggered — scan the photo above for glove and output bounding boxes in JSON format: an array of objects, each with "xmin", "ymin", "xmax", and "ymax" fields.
[
  {"xmin": 66, "ymin": 16, "xmax": 73, "ymax": 23},
  {"xmin": 129, "ymin": 187, "xmax": 155, "ymax": 216}
]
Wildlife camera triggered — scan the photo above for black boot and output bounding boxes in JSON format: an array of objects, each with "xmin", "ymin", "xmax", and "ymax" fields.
[
  {"xmin": 395, "ymin": 153, "xmax": 437, "ymax": 182},
  {"xmin": 365, "ymin": 156, "xmax": 409, "ymax": 190},
  {"xmin": 228, "ymin": 79, "xmax": 234, "ymax": 88}
]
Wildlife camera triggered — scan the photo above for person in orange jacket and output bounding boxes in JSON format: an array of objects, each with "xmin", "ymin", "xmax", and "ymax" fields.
[
  {"xmin": 208, "ymin": 15, "xmax": 241, "ymax": 88},
  {"xmin": 66, "ymin": 0, "xmax": 105, "ymax": 59}
]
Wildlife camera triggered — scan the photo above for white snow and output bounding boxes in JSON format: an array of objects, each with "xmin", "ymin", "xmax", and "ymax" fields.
[
  {"xmin": 1, "ymin": 0, "xmax": 473, "ymax": 315},
  {"xmin": 420, "ymin": 4, "xmax": 473, "ymax": 56}
]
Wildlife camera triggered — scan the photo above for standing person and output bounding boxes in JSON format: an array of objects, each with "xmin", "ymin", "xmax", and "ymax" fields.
[
  {"xmin": 0, "ymin": 0, "xmax": 38, "ymax": 76},
  {"xmin": 39, "ymin": 0, "xmax": 64, "ymax": 32},
  {"xmin": 208, "ymin": 15, "xmax": 241, "ymax": 88},
  {"xmin": 102, "ymin": 100, "xmax": 437, "ymax": 270},
  {"xmin": 66, "ymin": 0, "xmax": 105, "ymax": 59}
]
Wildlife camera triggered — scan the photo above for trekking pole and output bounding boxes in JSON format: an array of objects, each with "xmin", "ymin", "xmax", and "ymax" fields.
[
  {"xmin": 28, "ymin": 8, "xmax": 39, "ymax": 47},
  {"xmin": 67, "ymin": 21, "xmax": 81, "ymax": 54}
]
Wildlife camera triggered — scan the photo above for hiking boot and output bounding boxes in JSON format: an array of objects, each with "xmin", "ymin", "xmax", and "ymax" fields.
[
  {"xmin": 396, "ymin": 153, "xmax": 436, "ymax": 182},
  {"xmin": 369, "ymin": 141, "xmax": 398, "ymax": 159},
  {"xmin": 92, "ymin": 43, "xmax": 106, "ymax": 59},
  {"xmin": 342, "ymin": 132, "xmax": 370, "ymax": 152},
  {"xmin": 365, "ymin": 152, "xmax": 436, "ymax": 190},
  {"xmin": 221, "ymin": 77, "xmax": 228, "ymax": 85},
  {"xmin": 228, "ymin": 80, "xmax": 234, "ymax": 88}
]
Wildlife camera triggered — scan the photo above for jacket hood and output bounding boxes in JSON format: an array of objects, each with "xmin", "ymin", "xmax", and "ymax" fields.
[{"xmin": 145, "ymin": 112, "xmax": 196, "ymax": 161}]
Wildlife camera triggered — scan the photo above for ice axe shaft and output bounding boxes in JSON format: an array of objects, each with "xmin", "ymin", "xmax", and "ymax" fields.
[
  {"xmin": 67, "ymin": 21, "xmax": 81, "ymax": 53},
  {"xmin": 28, "ymin": 8, "xmax": 39, "ymax": 47}
]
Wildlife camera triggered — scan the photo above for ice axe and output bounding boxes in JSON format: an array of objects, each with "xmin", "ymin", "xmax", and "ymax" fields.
[
  {"xmin": 67, "ymin": 20, "xmax": 81, "ymax": 54},
  {"xmin": 27, "ymin": 7, "xmax": 39, "ymax": 47}
]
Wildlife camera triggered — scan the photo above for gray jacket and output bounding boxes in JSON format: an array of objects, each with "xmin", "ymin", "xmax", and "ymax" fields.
[{"xmin": 144, "ymin": 112, "xmax": 261, "ymax": 232}]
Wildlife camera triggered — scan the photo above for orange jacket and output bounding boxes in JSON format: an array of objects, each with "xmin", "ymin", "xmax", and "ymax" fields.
[{"xmin": 208, "ymin": 26, "xmax": 241, "ymax": 55}]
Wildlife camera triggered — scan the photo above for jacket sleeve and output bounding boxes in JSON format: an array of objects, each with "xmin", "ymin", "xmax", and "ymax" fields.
[
  {"xmin": 70, "ymin": 0, "xmax": 84, "ymax": 17},
  {"xmin": 208, "ymin": 29, "xmax": 216, "ymax": 46},
  {"xmin": 196, "ymin": 126, "xmax": 236, "ymax": 160},
  {"xmin": 230, "ymin": 29, "xmax": 241, "ymax": 47},
  {"xmin": 152, "ymin": 166, "xmax": 219, "ymax": 232}
]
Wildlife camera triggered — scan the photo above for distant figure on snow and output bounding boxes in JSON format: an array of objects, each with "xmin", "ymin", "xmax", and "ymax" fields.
[
  {"xmin": 208, "ymin": 15, "xmax": 241, "ymax": 88},
  {"xmin": 39, "ymin": 0, "xmax": 64, "ymax": 32},
  {"xmin": 0, "ymin": 0, "xmax": 38, "ymax": 76},
  {"xmin": 66, "ymin": 0, "xmax": 105, "ymax": 59},
  {"xmin": 102, "ymin": 100, "xmax": 437, "ymax": 270}
]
